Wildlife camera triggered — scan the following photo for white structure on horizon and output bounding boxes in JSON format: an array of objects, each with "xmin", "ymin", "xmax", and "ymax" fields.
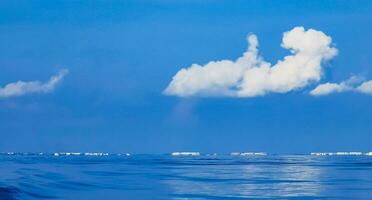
[
  {"xmin": 311, "ymin": 152, "xmax": 363, "ymax": 156},
  {"xmin": 171, "ymin": 152, "xmax": 200, "ymax": 156},
  {"xmin": 230, "ymin": 152, "xmax": 267, "ymax": 156},
  {"xmin": 84, "ymin": 152, "xmax": 109, "ymax": 156}
]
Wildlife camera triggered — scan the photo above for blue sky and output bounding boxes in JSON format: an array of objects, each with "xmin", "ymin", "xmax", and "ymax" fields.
[{"xmin": 0, "ymin": 0, "xmax": 372, "ymax": 153}]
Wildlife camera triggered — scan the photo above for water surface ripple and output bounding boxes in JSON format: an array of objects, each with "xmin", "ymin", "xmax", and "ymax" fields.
[{"xmin": 1, "ymin": 154, "xmax": 372, "ymax": 199}]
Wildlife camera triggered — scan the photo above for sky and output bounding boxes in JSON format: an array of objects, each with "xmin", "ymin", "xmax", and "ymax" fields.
[{"xmin": 0, "ymin": 0, "xmax": 372, "ymax": 154}]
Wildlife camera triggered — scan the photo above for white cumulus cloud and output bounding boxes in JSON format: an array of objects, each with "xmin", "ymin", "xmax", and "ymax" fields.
[
  {"xmin": 0, "ymin": 69, "xmax": 69, "ymax": 98},
  {"xmin": 164, "ymin": 26, "xmax": 338, "ymax": 97}
]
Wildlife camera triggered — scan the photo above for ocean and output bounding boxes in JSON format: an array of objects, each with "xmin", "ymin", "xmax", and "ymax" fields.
[{"xmin": 1, "ymin": 153, "xmax": 372, "ymax": 199}]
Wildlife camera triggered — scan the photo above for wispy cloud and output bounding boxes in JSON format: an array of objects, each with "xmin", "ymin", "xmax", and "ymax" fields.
[
  {"xmin": 164, "ymin": 27, "xmax": 337, "ymax": 97},
  {"xmin": 0, "ymin": 69, "xmax": 69, "ymax": 98}
]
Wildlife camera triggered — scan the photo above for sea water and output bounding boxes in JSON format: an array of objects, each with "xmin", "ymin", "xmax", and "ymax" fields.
[{"xmin": 1, "ymin": 153, "xmax": 372, "ymax": 199}]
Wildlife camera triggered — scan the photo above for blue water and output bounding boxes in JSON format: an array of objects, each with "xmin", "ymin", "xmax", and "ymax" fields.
[{"xmin": 1, "ymin": 154, "xmax": 372, "ymax": 199}]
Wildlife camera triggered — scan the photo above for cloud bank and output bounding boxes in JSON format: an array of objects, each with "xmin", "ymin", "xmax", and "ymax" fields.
[
  {"xmin": 164, "ymin": 27, "xmax": 338, "ymax": 97},
  {"xmin": 0, "ymin": 69, "xmax": 69, "ymax": 98}
]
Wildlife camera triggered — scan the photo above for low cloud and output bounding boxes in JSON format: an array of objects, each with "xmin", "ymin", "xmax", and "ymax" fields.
[
  {"xmin": 356, "ymin": 81, "xmax": 372, "ymax": 94},
  {"xmin": 310, "ymin": 76, "xmax": 372, "ymax": 96},
  {"xmin": 0, "ymin": 69, "xmax": 69, "ymax": 98},
  {"xmin": 310, "ymin": 83, "xmax": 349, "ymax": 96},
  {"xmin": 164, "ymin": 26, "xmax": 338, "ymax": 97},
  {"xmin": 309, "ymin": 76, "xmax": 360, "ymax": 96}
]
